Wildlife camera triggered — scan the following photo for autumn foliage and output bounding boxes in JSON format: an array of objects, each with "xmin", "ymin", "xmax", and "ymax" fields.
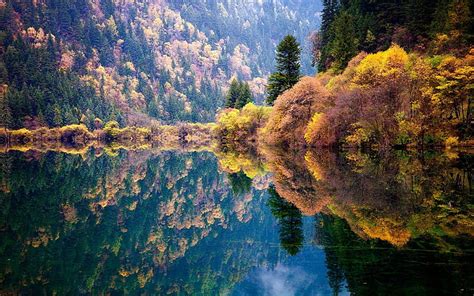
[
  {"xmin": 264, "ymin": 45, "xmax": 473, "ymax": 149},
  {"xmin": 261, "ymin": 76, "xmax": 332, "ymax": 148},
  {"xmin": 217, "ymin": 43, "xmax": 473, "ymax": 149},
  {"xmin": 215, "ymin": 103, "xmax": 272, "ymax": 145}
]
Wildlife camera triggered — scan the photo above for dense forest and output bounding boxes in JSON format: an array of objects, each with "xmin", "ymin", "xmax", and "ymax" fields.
[
  {"xmin": 314, "ymin": 0, "xmax": 474, "ymax": 72},
  {"xmin": 0, "ymin": 0, "xmax": 320, "ymax": 130},
  {"xmin": 217, "ymin": 0, "xmax": 473, "ymax": 149}
]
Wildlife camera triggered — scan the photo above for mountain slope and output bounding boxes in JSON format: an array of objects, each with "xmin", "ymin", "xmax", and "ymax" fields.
[{"xmin": 0, "ymin": 0, "xmax": 321, "ymax": 128}]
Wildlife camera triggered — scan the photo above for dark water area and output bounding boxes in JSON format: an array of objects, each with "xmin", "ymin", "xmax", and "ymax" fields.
[{"xmin": 0, "ymin": 148, "xmax": 472, "ymax": 295}]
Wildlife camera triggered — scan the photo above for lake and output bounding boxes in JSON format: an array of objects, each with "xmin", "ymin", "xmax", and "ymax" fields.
[{"xmin": 0, "ymin": 147, "xmax": 472, "ymax": 295}]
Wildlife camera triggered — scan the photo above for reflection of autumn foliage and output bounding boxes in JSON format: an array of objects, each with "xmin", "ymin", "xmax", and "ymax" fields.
[
  {"xmin": 305, "ymin": 150, "xmax": 474, "ymax": 247},
  {"xmin": 215, "ymin": 148, "xmax": 269, "ymax": 179},
  {"xmin": 61, "ymin": 204, "xmax": 79, "ymax": 224},
  {"xmin": 233, "ymin": 192, "xmax": 255, "ymax": 223},
  {"xmin": 1, "ymin": 122, "xmax": 216, "ymax": 155},
  {"xmin": 0, "ymin": 150, "xmax": 270, "ymax": 293},
  {"xmin": 316, "ymin": 213, "xmax": 474, "ymax": 296},
  {"xmin": 256, "ymin": 144, "xmax": 473, "ymax": 247},
  {"xmin": 27, "ymin": 227, "xmax": 54, "ymax": 248},
  {"xmin": 328, "ymin": 204, "xmax": 412, "ymax": 247},
  {"xmin": 260, "ymin": 146, "xmax": 331, "ymax": 215}
]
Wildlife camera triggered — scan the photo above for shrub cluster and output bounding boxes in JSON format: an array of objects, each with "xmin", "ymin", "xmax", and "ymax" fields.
[{"xmin": 215, "ymin": 103, "xmax": 272, "ymax": 145}]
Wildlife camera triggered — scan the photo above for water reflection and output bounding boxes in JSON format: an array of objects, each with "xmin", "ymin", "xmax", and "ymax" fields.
[
  {"xmin": 257, "ymin": 146, "xmax": 474, "ymax": 249},
  {"xmin": 0, "ymin": 147, "xmax": 472, "ymax": 294},
  {"xmin": 0, "ymin": 150, "xmax": 259, "ymax": 294},
  {"xmin": 316, "ymin": 214, "xmax": 473, "ymax": 295},
  {"xmin": 267, "ymin": 185, "xmax": 304, "ymax": 256}
]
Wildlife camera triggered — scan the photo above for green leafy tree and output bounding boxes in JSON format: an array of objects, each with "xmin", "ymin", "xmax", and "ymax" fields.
[{"xmin": 266, "ymin": 35, "xmax": 301, "ymax": 105}]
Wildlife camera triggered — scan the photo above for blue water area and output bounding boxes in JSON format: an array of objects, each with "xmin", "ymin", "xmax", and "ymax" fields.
[{"xmin": 0, "ymin": 150, "xmax": 472, "ymax": 295}]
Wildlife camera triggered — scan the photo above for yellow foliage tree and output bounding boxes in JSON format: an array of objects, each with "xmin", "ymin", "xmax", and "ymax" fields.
[
  {"xmin": 215, "ymin": 103, "xmax": 272, "ymax": 144},
  {"xmin": 352, "ymin": 44, "xmax": 409, "ymax": 88},
  {"xmin": 304, "ymin": 112, "xmax": 324, "ymax": 144}
]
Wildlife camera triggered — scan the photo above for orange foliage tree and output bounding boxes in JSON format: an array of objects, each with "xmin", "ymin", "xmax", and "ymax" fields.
[{"xmin": 261, "ymin": 77, "xmax": 332, "ymax": 148}]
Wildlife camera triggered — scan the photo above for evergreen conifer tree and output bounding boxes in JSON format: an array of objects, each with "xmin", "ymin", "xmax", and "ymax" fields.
[
  {"xmin": 0, "ymin": 94, "xmax": 12, "ymax": 133},
  {"xmin": 225, "ymin": 78, "xmax": 241, "ymax": 108},
  {"xmin": 318, "ymin": 0, "xmax": 340, "ymax": 72},
  {"xmin": 225, "ymin": 79, "xmax": 253, "ymax": 109},
  {"xmin": 266, "ymin": 35, "xmax": 301, "ymax": 105},
  {"xmin": 235, "ymin": 81, "xmax": 252, "ymax": 109},
  {"xmin": 329, "ymin": 11, "xmax": 359, "ymax": 71}
]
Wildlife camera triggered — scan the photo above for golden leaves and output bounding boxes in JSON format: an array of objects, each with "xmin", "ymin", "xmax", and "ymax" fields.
[{"xmin": 352, "ymin": 44, "xmax": 409, "ymax": 88}]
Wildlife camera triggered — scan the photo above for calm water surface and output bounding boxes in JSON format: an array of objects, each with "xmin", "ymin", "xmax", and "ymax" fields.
[{"xmin": 0, "ymin": 149, "xmax": 472, "ymax": 295}]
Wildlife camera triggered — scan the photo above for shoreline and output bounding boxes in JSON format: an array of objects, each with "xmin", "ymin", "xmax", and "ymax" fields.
[{"xmin": 0, "ymin": 122, "xmax": 217, "ymax": 153}]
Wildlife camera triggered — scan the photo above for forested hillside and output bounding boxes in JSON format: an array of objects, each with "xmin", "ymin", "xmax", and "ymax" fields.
[
  {"xmin": 313, "ymin": 0, "xmax": 474, "ymax": 71},
  {"xmin": 217, "ymin": 0, "xmax": 473, "ymax": 149},
  {"xmin": 0, "ymin": 0, "xmax": 321, "ymax": 129}
]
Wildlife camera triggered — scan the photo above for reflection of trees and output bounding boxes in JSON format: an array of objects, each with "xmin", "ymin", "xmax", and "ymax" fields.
[
  {"xmin": 0, "ymin": 153, "xmax": 12, "ymax": 193},
  {"xmin": 220, "ymin": 145, "xmax": 474, "ymax": 293},
  {"xmin": 310, "ymin": 150, "xmax": 474, "ymax": 248},
  {"xmin": 261, "ymin": 145, "xmax": 474, "ymax": 248},
  {"xmin": 2, "ymin": 144, "xmax": 473, "ymax": 293},
  {"xmin": 0, "ymin": 150, "xmax": 269, "ymax": 294},
  {"xmin": 228, "ymin": 171, "xmax": 252, "ymax": 195},
  {"xmin": 314, "ymin": 215, "xmax": 347, "ymax": 296},
  {"xmin": 315, "ymin": 213, "xmax": 474, "ymax": 295},
  {"xmin": 267, "ymin": 185, "xmax": 303, "ymax": 255},
  {"xmin": 260, "ymin": 146, "xmax": 330, "ymax": 215},
  {"xmin": 215, "ymin": 145, "xmax": 269, "ymax": 179}
]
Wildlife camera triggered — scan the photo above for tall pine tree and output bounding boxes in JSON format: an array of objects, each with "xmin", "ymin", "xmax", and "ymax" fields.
[
  {"xmin": 329, "ymin": 11, "xmax": 359, "ymax": 71},
  {"xmin": 225, "ymin": 79, "xmax": 253, "ymax": 109},
  {"xmin": 266, "ymin": 35, "xmax": 301, "ymax": 105},
  {"xmin": 0, "ymin": 91, "xmax": 12, "ymax": 132},
  {"xmin": 225, "ymin": 78, "xmax": 241, "ymax": 108},
  {"xmin": 318, "ymin": 0, "xmax": 340, "ymax": 72}
]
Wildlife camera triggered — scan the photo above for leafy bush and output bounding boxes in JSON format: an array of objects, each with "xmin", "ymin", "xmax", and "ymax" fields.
[
  {"xmin": 10, "ymin": 128, "xmax": 33, "ymax": 143},
  {"xmin": 103, "ymin": 121, "xmax": 122, "ymax": 140},
  {"xmin": 304, "ymin": 113, "xmax": 324, "ymax": 144},
  {"xmin": 352, "ymin": 45, "xmax": 409, "ymax": 88},
  {"xmin": 444, "ymin": 136, "xmax": 459, "ymax": 148},
  {"xmin": 59, "ymin": 124, "xmax": 93, "ymax": 143},
  {"xmin": 216, "ymin": 103, "xmax": 272, "ymax": 144}
]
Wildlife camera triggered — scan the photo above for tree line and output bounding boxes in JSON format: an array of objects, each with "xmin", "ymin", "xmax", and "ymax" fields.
[{"xmin": 313, "ymin": 0, "xmax": 474, "ymax": 72}]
